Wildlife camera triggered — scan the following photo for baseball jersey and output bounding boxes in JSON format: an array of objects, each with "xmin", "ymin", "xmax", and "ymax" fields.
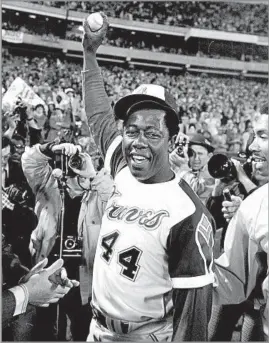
[
  {"xmin": 92, "ymin": 156, "xmax": 215, "ymax": 322},
  {"xmin": 214, "ymin": 183, "xmax": 268, "ymax": 338}
]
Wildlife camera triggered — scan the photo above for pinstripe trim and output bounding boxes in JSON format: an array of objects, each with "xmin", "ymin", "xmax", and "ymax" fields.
[
  {"xmin": 152, "ymin": 333, "xmax": 159, "ymax": 341},
  {"xmin": 150, "ymin": 333, "xmax": 158, "ymax": 341}
]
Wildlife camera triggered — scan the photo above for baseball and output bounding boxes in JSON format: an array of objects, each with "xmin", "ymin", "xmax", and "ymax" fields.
[{"xmin": 87, "ymin": 12, "xmax": 103, "ymax": 32}]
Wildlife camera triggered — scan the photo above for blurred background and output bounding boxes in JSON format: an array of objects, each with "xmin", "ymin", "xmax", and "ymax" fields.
[{"xmin": 2, "ymin": 1, "xmax": 268, "ymax": 158}]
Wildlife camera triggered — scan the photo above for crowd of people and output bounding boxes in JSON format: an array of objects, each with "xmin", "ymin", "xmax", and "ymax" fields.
[
  {"xmin": 2, "ymin": 48, "xmax": 268, "ymax": 155},
  {"xmin": 2, "ymin": 10, "xmax": 268, "ymax": 343},
  {"xmin": 34, "ymin": 1, "xmax": 268, "ymax": 36},
  {"xmin": 3, "ymin": 10, "xmax": 268, "ymax": 62}
]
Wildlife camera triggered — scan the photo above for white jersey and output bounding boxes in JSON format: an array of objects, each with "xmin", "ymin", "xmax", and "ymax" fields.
[
  {"xmin": 92, "ymin": 166, "xmax": 215, "ymax": 322},
  {"xmin": 214, "ymin": 183, "xmax": 268, "ymax": 338}
]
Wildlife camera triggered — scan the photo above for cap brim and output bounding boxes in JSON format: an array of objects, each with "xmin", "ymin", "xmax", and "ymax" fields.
[
  {"xmin": 114, "ymin": 94, "xmax": 177, "ymax": 120},
  {"xmin": 190, "ymin": 141, "xmax": 214, "ymax": 153}
]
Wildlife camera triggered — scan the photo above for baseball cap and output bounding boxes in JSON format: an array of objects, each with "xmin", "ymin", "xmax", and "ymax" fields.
[
  {"xmin": 114, "ymin": 84, "xmax": 179, "ymax": 135},
  {"xmin": 189, "ymin": 133, "xmax": 214, "ymax": 153}
]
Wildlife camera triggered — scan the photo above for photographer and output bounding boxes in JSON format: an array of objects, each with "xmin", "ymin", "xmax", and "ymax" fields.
[
  {"xmin": 21, "ymin": 141, "xmax": 114, "ymax": 340},
  {"xmin": 170, "ymin": 132, "xmax": 215, "ymax": 204},
  {"xmin": 3, "ymin": 97, "xmax": 46, "ymax": 146}
]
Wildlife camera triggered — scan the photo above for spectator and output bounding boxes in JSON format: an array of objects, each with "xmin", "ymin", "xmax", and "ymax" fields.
[
  {"xmin": 21, "ymin": 141, "xmax": 114, "ymax": 340},
  {"xmin": 34, "ymin": 1, "xmax": 268, "ymax": 36},
  {"xmin": 170, "ymin": 133, "xmax": 215, "ymax": 203}
]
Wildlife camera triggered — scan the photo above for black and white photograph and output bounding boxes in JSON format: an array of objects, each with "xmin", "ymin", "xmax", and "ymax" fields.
[{"xmin": 1, "ymin": 0, "xmax": 268, "ymax": 341}]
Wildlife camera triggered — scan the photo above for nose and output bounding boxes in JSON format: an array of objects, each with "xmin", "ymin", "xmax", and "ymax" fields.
[
  {"xmin": 133, "ymin": 132, "xmax": 147, "ymax": 149},
  {"xmin": 249, "ymin": 138, "xmax": 260, "ymax": 153}
]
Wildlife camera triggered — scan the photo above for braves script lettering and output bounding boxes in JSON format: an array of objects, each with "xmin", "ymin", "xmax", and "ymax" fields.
[{"xmin": 106, "ymin": 201, "xmax": 169, "ymax": 230}]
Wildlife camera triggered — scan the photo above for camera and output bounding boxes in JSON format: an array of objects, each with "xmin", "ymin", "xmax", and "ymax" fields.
[
  {"xmin": 5, "ymin": 184, "xmax": 29, "ymax": 205},
  {"xmin": 174, "ymin": 138, "xmax": 195, "ymax": 158},
  {"xmin": 13, "ymin": 98, "xmax": 28, "ymax": 122},
  {"xmin": 208, "ymin": 153, "xmax": 253, "ymax": 183},
  {"xmin": 53, "ymin": 150, "xmax": 83, "ymax": 177},
  {"xmin": 52, "ymin": 235, "xmax": 82, "ymax": 258}
]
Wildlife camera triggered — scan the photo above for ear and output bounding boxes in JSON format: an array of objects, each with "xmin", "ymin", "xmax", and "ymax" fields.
[
  {"xmin": 168, "ymin": 139, "xmax": 174, "ymax": 153},
  {"xmin": 208, "ymin": 152, "xmax": 213, "ymax": 159}
]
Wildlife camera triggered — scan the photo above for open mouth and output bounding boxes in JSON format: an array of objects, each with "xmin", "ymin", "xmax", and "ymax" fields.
[
  {"xmin": 252, "ymin": 155, "xmax": 266, "ymax": 162},
  {"xmin": 130, "ymin": 154, "xmax": 150, "ymax": 165}
]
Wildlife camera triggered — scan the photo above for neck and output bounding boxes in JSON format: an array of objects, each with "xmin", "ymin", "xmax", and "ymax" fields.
[{"xmin": 142, "ymin": 168, "xmax": 175, "ymax": 184}]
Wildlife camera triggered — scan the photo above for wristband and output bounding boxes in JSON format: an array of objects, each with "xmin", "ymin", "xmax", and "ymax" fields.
[{"xmin": 26, "ymin": 117, "xmax": 34, "ymax": 121}]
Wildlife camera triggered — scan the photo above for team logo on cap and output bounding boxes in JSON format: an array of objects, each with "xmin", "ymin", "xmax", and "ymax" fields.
[
  {"xmin": 133, "ymin": 85, "xmax": 148, "ymax": 95},
  {"xmin": 132, "ymin": 84, "xmax": 165, "ymax": 101}
]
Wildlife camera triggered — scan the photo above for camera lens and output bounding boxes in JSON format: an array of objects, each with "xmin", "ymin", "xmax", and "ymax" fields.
[
  {"xmin": 64, "ymin": 238, "xmax": 76, "ymax": 250},
  {"xmin": 208, "ymin": 154, "xmax": 237, "ymax": 182},
  {"xmin": 69, "ymin": 154, "xmax": 83, "ymax": 170}
]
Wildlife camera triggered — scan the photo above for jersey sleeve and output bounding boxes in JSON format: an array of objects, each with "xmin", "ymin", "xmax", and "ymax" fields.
[
  {"xmin": 167, "ymin": 211, "xmax": 215, "ymax": 289},
  {"xmin": 82, "ymin": 68, "xmax": 124, "ymax": 172}
]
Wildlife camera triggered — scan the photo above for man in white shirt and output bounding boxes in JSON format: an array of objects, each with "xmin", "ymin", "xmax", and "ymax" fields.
[{"xmin": 214, "ymin": 104, "xmax": 268, "ymax": 340}]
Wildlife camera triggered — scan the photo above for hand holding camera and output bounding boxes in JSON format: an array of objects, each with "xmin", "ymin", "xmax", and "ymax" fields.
[
  {"xmin": 51, "ymin": 143, "xmax": 82, "ymax": 156},
  {"xmin": 174, "ymin": 132, "xmax": 190, "ymax": 157},
  {"xmin": 222, "ymin": 195, "xmax": 242, "ymax": 222},
  {"xmin": 5, "ymin": 184, "xmax": 29, "ymax": 206},
  {"xmin": 230, "ymin": 158, "xmax": 250, "ymax": 184},
  {"xmin": 51, "ymin": 142, "xmax": 96, "ymax": 179},
  {"xmin": 169, "ymin": 132, "xmax": 190, "ymax": 168}
]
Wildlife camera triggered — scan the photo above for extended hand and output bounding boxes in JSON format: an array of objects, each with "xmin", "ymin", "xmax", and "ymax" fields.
[
  {"xmin": 82, "ymin": 12, "xmax": 109, "ymax": 55},
  {"xmin": 222, "ymin": 195, "xmax": 242, "ymax": 222},
  {"xmin": 48, "ymin": 267, "xmax": 80, "ymax": 288},
  {"xmin": 23, "ymin": 259, "xmax": 76, "ymax": 307},
  {"xmin": 231, "ymin": 158, "xmax": 249, "ymax": 183}
]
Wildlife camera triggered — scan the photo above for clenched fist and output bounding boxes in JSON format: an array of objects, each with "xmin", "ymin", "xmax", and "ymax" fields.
[{"xmin": 82, "ymin": 12, "xmax": 109, "ymax": 55}]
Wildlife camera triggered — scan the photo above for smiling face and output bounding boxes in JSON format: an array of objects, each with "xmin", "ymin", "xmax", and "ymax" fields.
[
  {"xmin": 122, "ymin": 109, "xmax": 173, "ymax": 183},
  {"xmin": 249, "ymin": 113, "xmax": 268, "ymax": 179},
  {"xmin": 35, "ymin": 105, "xmax": 45, "ymax": 118}
]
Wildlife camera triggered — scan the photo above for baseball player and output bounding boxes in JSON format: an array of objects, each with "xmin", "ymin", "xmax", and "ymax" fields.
[
  {"xmin": 82, "ymin": 13, "xmax": 215, "ymax": 341},
  {"xmin": 214, "ymin": 104, "xmax": 268, "ymax": 340}
]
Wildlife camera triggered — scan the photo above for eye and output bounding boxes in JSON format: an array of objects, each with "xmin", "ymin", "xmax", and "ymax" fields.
[
  {"xmin": 146, "ymin": 132, "xmax": 161, "ymax": 139},
  {"xmin": 260, "ymin": 134, "xmax": 268, "ymax": 139},
  {"xmin": 125, "ymin": 129, "xmax": 138, "ymax": 137}
]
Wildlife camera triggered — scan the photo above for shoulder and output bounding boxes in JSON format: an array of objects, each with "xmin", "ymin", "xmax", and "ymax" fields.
[
  {"xmin": 239, "ymin": 184, "xmax": 268, "ymax": 217},
  {"xmin": 237, "ymin": 184, "xmax": 268, "ymax": 237},
  {"xmin": 169, "ymin": 178, "xmax": 215, "ymax": 236}
]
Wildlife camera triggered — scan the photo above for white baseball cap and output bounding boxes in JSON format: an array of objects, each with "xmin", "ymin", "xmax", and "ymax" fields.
[{"xmin": 114, "ymin": 84, "xmax": 179, "ymax": 136}]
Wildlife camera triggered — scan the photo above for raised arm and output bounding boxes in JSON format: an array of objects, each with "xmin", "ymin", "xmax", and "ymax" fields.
[{"xmin": 82, "ymin": 13, "xmax": 119, "ymax": 158}]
